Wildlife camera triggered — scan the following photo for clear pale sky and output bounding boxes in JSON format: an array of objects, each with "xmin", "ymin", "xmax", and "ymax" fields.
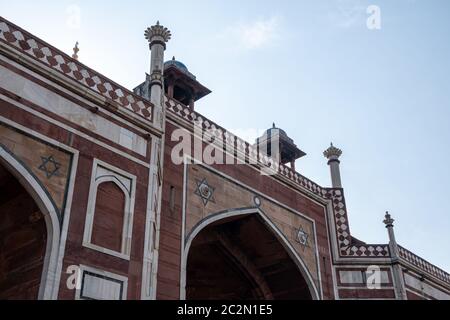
[{"xmin": 1, "ymin": 0, "xmax": 449, "ymax": 271}]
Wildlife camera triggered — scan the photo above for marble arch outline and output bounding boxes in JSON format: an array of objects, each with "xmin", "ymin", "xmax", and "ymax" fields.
[
  {"xmin": 0, "ymin": 146, "xmax": 61, "ymax": 300},
  {"xmin": 180, "ymin": 207, "xmax": 320, "ymax": 300}
]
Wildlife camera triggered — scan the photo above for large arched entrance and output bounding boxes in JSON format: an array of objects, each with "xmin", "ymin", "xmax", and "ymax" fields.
[
  {"xmin": 0, "ymin": 149, "xmax": 60, "ymax": 300},
  {"xmin": 0, "ymin": 163, "xmax": 46, "ymax": 299},
  {"xmin": 185, "ymin": 213, "xmax": 315, "ymax": 300}
]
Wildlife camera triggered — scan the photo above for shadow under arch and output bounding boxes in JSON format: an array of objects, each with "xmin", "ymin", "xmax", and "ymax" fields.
[
  {"xmin": 181, "ymin": 207, "xmax": 320, "ymax": 300},
  {"xmin": 0, "ymin": 146, "xmax": 61, "ymax": 300}
]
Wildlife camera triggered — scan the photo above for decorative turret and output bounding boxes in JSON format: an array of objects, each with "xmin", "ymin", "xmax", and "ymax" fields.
[
  {"xmin": 134, "ymin": 41, "xmax": 210, "ymax": 112},
  {"xmin": 323, "ymin": 143, "xmax": 343, "ymax": 188},
  {"xmin": 163, "ymin": 56, "xmax": 211, "ymax": 110},
  {"xmin": 255, "ymin": 123, "xmax": 306, "ymax": 171},
  {"xmin": 145, "ymin": 21, "xmax": 171, "ymax": 90},
  {"xmin": 133, "ymin": 21, "xmax": 171, "ymax": 128}
]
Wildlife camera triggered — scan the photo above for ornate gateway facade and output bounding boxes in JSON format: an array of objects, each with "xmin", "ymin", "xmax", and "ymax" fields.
[{"xmin": 0, "ymin": 17, "xmax": 449, "ymax": 300}]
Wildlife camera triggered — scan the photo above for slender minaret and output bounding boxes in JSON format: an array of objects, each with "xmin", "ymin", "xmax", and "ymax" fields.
[
  {"xmin": 144, "ymin": 21, "xmax": 171, "ymax": 128},
  {"xmin": 383, "ymin": 212, "xmax": 407, "ymax": 300},
  {"xmin": 141, "ymin": 21, "xmax": 171, "ymax": 300},
  {"xmin": 323, "ymin": 143, "xmax": 343, "ymax": 188}
]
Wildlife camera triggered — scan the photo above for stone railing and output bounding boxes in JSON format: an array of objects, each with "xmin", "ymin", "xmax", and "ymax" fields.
[
  {"xmin": 398, "ymin": 245, "xmax": 450, "ymax": 284},
  {"xmin": 0, "ymin": 17, "xmax": 154, "ymax": 121},
  {"xmin": 166, "ymin": 95, "xmax": 394, "ymax": 259},
  {"xmin": 164, "ymin": 96, "xmax": 327, "ymax": 199},
  {"xmin": 278, "ymin": 163, "xmax": 328, "ymax": 198}
]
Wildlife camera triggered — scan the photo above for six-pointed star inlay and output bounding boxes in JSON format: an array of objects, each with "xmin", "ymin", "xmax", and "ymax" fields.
[
  {"xmin": 194, "ymin": 178, "xmax": 215, "ymax": 206},
  {"xmin": 296, "ymin": 226, "xmax": 309, "ymax": 247},
  {"xmin": 38, "ymin": 155, "xmax": 61, "ymax": 179}
]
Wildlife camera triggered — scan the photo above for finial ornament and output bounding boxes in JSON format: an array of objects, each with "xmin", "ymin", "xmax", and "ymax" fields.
[
  {"xmin": 273, "ymin": 123, "xmax": 276, "ymax": 129},
  {"xmin": 383, "ymin": 211, "xmax": 395, "ymax": 228},
  {"xmin": 145, "ymin": 21, "xmax": 172, "ymax": 47},
  {"xmin": 72, "ymin": 41, "xmax": 79, "ymax": 60},
  {"xmin": 323, "ymin": 142, "xmax": 342, "ymax": 160}
]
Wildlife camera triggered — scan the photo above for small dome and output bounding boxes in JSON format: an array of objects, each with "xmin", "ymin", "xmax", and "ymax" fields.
[
  {"xmin": 164, "ymin": 57, "xmax": 189, "ymax": 72},
  {"xmin": 266, "ymin": 123, "xmax": 288, "ymax": 138}
]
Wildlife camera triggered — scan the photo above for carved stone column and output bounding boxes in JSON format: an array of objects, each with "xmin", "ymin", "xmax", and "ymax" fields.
[
  {"xmin": 144, "ymin": 21, "xmax": 171, "ymax": 129},
  {"xmin": 384, "ymin": 212, "xmax": 407, "ymax": 300},
  {"xmin": 323, "ymin": 143, "xmax": 343, "ymax": 188}
]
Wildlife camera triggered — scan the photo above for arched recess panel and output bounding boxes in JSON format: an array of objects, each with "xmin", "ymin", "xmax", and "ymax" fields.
[
  {"xmin": 91, "ymin": 182, "xmax": 126, "ymax": 253},
  {"xmin": 0, "ymin": 123, "xmax": 73, "ymax": 223},
  {"xmin": 0, "ymin": 146, "xmax": 62, "ymax": 300},
  {"xmin": 182, "ymin": 164, "xmax": 322, "ymax": 297},
  {"xmin": 83, "ymin": 159, "xmax": 136, "ymax": 259}
]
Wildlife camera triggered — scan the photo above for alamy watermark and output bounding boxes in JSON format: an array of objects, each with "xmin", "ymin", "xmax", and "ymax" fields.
[
  {"xmin": 170, "ymin": 120, "xmax": 282, "ymax": 176},
  {"xmin": 66, "ymin": 4, "xmax": 82, "ymax": 30},
  {"xmin": 66, "ymin": 265, "xmax": 82, "ymax": 290},
  {"xmin": 366, "ymin": 265, "xmax": 382, "ymax": 289},
  {"xmin": 367, "ymin": 5, "xmax": 381, "ymax": 30}
]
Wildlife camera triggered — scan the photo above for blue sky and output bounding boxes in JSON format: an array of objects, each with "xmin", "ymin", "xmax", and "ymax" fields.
[{"xmin": 1, "ymin": 0, "xmax": 449, "ymax": 271}]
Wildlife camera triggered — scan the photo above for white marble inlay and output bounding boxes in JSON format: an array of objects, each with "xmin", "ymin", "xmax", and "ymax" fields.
[
  {"xmin": 120, "ymin": 127, "xmax": 134, "ymax": 150},
  {"xmin": 0, "ymin": 64, "xmax": 147, "ymax": 156},
  {"xmin": 339, "ymin": 270, "xmax": 364, "ymax": 284},
  {"xmin": 76, "ymin": 265, "xmax": 128, "ymax": 300},
  {"xmin": 81, "ymin": 273, "xmax": 123, "ymax": 300},
  {"xmin": 404, "ymin": 273, "xmax": 450, "ymax": 300}
]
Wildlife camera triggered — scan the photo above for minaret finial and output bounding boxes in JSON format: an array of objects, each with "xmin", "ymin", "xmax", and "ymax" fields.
[
  {"xmin": 324, "ymin": 142, "xmax": 343, "ymax": 188},
  {"xmin": 323, "ymin": 143, "xmax": 342, "ymax": 160},
  {"xmin": 383, "ymin": 211, "xmax": 395, "ymax": 228},
  {"xmin": 145, "ymin": 21, "xmax": 172, "ymax": 48},
  {"xmin": 273, "ymin": 122, "xmax": 276, "ymax": 129},
  {"xmin": 72, "ymin": 41, "xmax": 79, "ymax": 60}
]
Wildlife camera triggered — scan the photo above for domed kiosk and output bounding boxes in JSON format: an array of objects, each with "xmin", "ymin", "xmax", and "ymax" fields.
[
  {"xmin": 163, "ymin": 57, "xmax": 211, "ymax": 109},
  {"xmin": 255, "ymin": 123, "xmax": 306, "ymax": 171},
  {"xmin": 133, "ymin": 56, "xmax": 210, "ymax": 110}
]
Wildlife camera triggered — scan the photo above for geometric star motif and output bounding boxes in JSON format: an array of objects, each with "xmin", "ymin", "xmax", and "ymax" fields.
[
  {"xmin": 295, "ymin": 226, "xmax": 309, "ymax": 247},
  {"xmin": 194, "ymin": 178, "xmax": 215, "ymax": 206},
  {"xmin": 38, "ymin": 155, "xmax": 61, "ymax": 179}
]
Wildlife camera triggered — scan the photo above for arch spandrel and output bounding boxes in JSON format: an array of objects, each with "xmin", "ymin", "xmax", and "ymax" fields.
[
  {"xmin": 184, "ymin": 163, "xmax": 321, "ymax": 291},
  {"xmin": 0, "ymin": 124, "xmax": 72, "ymax": 221}
]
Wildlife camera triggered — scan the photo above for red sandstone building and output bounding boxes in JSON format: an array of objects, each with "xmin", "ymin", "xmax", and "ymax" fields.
[{"xmin": 0, "ymin": 17, "xmax": 449, "ymax": 300}]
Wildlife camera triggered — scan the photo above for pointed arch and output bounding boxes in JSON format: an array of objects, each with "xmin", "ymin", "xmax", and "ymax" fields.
[
  {"xmin": 82, "ymin": 159, "xmax": 136, "ymax": 259},
  {"xmin": 91, "ymin": 179, "xmax": 127, "ymax": 253},
  {"xmin": 181, "ymin": 207, "xmax": 320, "ymax": 300},
  {"xmin": 0, "ymin": 146, "xmax": 61, "ymax": 300}
]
